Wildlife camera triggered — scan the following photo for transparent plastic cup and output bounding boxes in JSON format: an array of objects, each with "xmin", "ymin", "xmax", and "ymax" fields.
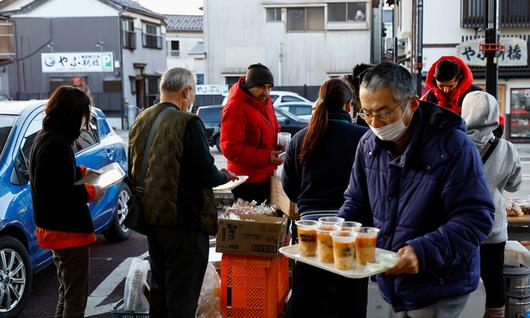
[
  {"xmin": 339, "ymin": 221, "xmax": 362, "ymax": 231},
  {"xmin": 277, "ymin": 132, "xmax": 291, "ymax": 150},
  {"xmin": 331, "ymin": 230, "xmax": 357, "ymax": 270},
  {"xmin": 295, "ymin": 220, "xmax": 320, "ymax": 257},
  {"xmin": 316, "ymin": 224, "xmax": 338, "ymax": 263},
  {"xmin": 355, "ymin": 227, "xmax": 380, "ymax": 266},
  {"xmin": 318, "ymin": 216, "xmax": 345, "ymax": 226}
]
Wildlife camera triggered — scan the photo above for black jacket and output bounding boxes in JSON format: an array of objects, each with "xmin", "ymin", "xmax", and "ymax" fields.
[
  {"xmin": 30, "ymin": 130, "xmax": 93, "ymax": 233},
  {"xmin": 282, "ymin": 111, "xmax": 368, "ymax": 213}
]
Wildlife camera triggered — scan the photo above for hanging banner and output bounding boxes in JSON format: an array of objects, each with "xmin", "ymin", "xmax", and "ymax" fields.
[
  {"xmin": 41, "ymin": 52, "xmax": 114, "ymax": 73},
  {"xmin": 457, "ymin": 38, "xmax": 527, "ymax": 67}
]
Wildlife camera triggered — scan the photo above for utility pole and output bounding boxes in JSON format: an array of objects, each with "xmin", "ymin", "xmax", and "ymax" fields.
[
  {"xmin": 415, "ymin": 0, "xmax": 423, "ymax": 96},
  {"xmin": 484, "ymin": 0, "xmax": 499, "ymax": 98}
]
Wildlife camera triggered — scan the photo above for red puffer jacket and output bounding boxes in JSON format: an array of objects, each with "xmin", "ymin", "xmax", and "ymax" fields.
[
  {"xmin": 220, "ymin": 77, "xmax": 281, "ymax": 184},
  {"xmin": 422, "ymin": 56, "xmax": 479, "ymax": 114}
]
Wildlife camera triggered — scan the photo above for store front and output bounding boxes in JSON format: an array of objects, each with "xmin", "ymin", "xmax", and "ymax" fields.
[{"xmin": 509, "ymin": 88, "xmax": 530, "ymax": 139}]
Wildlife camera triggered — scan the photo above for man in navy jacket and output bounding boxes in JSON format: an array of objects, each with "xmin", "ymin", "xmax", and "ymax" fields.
[{"xmin": 338, "ymin": 63, "xmax": 494, "ymax": 317}]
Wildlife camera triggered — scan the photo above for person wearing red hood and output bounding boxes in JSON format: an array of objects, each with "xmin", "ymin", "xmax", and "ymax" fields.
[
  {"xmin": 423, "ymin": 56, "xmax": 504, "ymax": 137},
  {"xmin": 422, "ymin": 56, "xmax": 481, "ymax": 114},
  {"xmin": 220, "ymin": 63, "xmax": 283, "ymax": 203}
]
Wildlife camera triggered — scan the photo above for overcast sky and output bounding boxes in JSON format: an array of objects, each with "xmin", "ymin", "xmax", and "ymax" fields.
[{"xmin": 138, "ymin": 0, "xmax": 203, "ymax": 15}]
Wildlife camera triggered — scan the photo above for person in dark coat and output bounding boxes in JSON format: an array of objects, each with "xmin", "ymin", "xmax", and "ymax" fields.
[
  {"xmin": 338, "ymin": 62, "xmax": 494, "ymax": 317},
  {"xmin": 282, "ymin": 78, "xmax": 369, "ymax": 318},
  {"xmin": 128, "ymin": 67, "xmax": 237, "ymax": 318},
  {"xmin": 29, "ymin": 86, "xmax": 105, "ymax": 317}
]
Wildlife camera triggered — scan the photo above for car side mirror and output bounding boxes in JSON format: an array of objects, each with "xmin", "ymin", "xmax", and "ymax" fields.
[{"xmin": 11, "ymin": 149, "xmax": 30, "ymax": 185}]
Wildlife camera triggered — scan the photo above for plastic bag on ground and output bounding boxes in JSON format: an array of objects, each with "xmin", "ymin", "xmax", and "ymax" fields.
[
  {"xmin": 196, "ymin": 262, "xmax": 222, "ymax": 318},
  {"xmin": 123, "ymin": 258, "xmax": 150, "ymax": 312}
]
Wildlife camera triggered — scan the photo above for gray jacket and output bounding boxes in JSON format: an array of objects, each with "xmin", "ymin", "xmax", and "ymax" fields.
[{"xmin": 462, "ymin": 91, "xmax": 522, "ymax": 243}]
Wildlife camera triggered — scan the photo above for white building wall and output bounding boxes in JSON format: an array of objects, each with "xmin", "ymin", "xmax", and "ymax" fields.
[
  {"xmin": 121, "ymin": 11, "xmax": 167, "ymax": 110},
  {"xmin": 205, "ymin": 0, "xmax": 372, "ymax": 86},
  {"xmin": 166, "ymin": 31, "xmax": 205, "ymax": 79}
]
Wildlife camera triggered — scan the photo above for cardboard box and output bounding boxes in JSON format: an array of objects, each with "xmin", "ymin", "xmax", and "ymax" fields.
[
  {"xmin": 270, "ymin": 175, "xmax": 297, "ymax": 218},
  {"xmin": 216, "ymin": 213, "xmax": 288, "ymax": 257}
]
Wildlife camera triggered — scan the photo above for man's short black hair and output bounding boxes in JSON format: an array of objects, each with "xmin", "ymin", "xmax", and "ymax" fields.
[{"xmin": 434, "ymin": 60, "xmax": 461, "ymax": 82}]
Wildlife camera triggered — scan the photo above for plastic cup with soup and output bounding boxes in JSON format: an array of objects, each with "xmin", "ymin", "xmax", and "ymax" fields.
[
  {"xmin": 318, "ymin": 216, "xmax": 345, "ymax": 226},
  {"xmin": 331, "ymin": 230, "xmax": 357, "ymax": 270},
  {"xmin": 295, "ymin": 220, "xmax": 320, "ymax": 257},
  {"xmin": 316, "ymin": 224, "xmax": 338, "ymax": 263},
  {"xmin": 355, "ymin": 227, "xmax": 380, "ymax": 266},
  {"xmin": 339, "ymin": 221, "xmax": 362, "ymax": 231}
]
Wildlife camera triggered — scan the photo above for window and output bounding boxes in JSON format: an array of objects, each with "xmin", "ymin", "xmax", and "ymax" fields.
[
  {"xmin": 267, "ymin": 8, "xmax": 282, "ymax": 22},
  {"xmin": 0, "ymin": 115, "xmax": 16, "ymax": 155},
  {"xmin": 15, "ymin": 112, "xmax": 44, "ymax": 182},
  {"xmin": 281, "ymin": 95, "xmax": 305, "ymax": 103},
  {"xmin": 74, "ymin": 116, "xmax": 99, "ymax": 153},
  {"xmin": 122, "ymin": 18, "xmax": 136, "ymax": 50},
  {"xmin": 328, "ymin": 2, "xmax": 367, "ymax": 22},
  {"xmin": 462, "ymin": 0, "xmax": 530, "ymax": 28},
  {"xmin": 225, "ymin": 76, "xmax": 240, "ymax": 86},
  {"xmin": 275, "ymin": 110, "xmax": 288, "ymax": 124},
  {"xmin": 169, "ymin": 40, "xmax": 180, "ymax": 56},
  {"xmin": 196, "ymin": 73, "xmax": 205, "ymax": 85},
  {"xmin": 281, "ymin": 104, "xmax": 312, "ymax": 116},
  {"xmin": 146, "ymin": 77, "xmax": 160, "ymax": 106},
  {"xmin": 287, "ymin": 7, "xmax": 325, "ymax": 32},
  {"xmin": 509, "ymin": 88, "xmax": 530, "ymax": 138},
  {"xmin": 103, "ymin": 80, "xmax": 122, "ymax": 92},
  {"xmin": 142, "ymin": 22, "xmax": 162, "ymax": 49}
]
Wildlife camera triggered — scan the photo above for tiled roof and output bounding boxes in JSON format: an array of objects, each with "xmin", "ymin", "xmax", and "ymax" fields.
[
  {"xmin": 110, "ymin": 0, "xmax": 162, "ymax": 18},
  {"xmin": 165, "ymin": 14, "xmax": 203, "ymax": 32}
]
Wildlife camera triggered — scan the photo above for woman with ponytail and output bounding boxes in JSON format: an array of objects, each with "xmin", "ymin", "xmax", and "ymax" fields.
[{"xmin": 282, "ymin": 78, "xmax": 369, "ymax": 317}]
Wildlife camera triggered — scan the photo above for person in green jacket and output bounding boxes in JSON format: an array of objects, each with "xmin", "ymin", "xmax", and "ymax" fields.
[{"xmin": 128, "ymin": 67, "xmax": 237, "ymax": 318}]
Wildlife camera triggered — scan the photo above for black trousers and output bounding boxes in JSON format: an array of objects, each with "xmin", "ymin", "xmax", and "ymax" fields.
[
  {"xmin": 480, "ymin": 241, "xmax": 506, "ymax": 308},
  {"xmin": 288, "ymin": 262, "xmax": 368, "ymax": 318},
  {"xmin": 231, "ymin": 181, "xmax": 270, "ymax": 204},
  {"xmin": 53, "ymin": 245, "xmax": 90, "ymax": 318},
  {"xmin": 147, "ymin": 227, "xmax": 209, "ymax": 318}
]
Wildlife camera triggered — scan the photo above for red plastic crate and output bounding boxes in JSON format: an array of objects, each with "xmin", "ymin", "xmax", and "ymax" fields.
[{"xmin": 221, "ymin": 254, "xmax": 289, "ymax": 318}]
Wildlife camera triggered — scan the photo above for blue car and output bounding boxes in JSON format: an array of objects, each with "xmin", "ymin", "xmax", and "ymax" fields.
[{"xmin": 0, "ymin": 100, "xmax": 131, "ymax": 317}]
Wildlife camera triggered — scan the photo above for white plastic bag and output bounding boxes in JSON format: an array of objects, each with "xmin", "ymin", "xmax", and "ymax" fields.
[
  {"xmin": 123, "ymin": 258, "xmax": 150, "ymax": 312},
  {"xmin": 196, "ymin": 262, "xmax": 222, "ymax": 318}
]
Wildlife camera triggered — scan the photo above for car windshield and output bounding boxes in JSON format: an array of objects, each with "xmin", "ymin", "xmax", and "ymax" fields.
[{"xmin": 0, "ymin": 115, "xmax": 17, "ymax": 155}]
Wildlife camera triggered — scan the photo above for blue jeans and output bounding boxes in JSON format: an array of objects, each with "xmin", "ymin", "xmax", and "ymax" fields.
[{"xmin": 389, "ymin": 294, "xmax": 470, "ymax": 318}]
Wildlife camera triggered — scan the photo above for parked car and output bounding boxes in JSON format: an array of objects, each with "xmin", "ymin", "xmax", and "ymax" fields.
[
  {"xmin": 274, "ymin": 107, "xmax": 308, "ymax": 136},
  {"xmin": 276, "ymin": 101, "xmax": 314, "ymax": 120},
  {"xmin": 0, "ymin": 100, "xmax": 131, "ymax": 317},
  {"xmin": 196, "ymin": 105, "xmax": 222, "ymax": 152},
  {"xmin": 195, "ymin": 105, "xmax": 308, "ymax": 153},
  {"xmin": 222, "ymin": 90, "xmax": 312, "ymax": 106}
]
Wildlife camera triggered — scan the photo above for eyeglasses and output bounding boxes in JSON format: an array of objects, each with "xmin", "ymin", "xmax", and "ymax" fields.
[{"xmin": 358, "ymin": 98, "xmax": 410, "ymax": 122}]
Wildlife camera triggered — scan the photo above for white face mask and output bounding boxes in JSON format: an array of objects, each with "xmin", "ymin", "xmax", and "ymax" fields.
[{"xmin": 369, "ymin": 106, "xmax": 409, "ymax": 141}]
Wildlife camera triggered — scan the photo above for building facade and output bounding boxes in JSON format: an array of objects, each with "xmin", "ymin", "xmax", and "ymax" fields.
[
  {"xmin": 0, "ymin": 0, "xmax": 167, "ymax": 129},
  {"xmin": 165, "ymin": 14, "xmax": 206, "ymax": 85},
  {"xmin": 393, "ymin": 0, "xmax": 530, "ymax": 142},
  {"xmin": 204, "ymin": 0, "xmax": 374, "ymax": 86}
]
